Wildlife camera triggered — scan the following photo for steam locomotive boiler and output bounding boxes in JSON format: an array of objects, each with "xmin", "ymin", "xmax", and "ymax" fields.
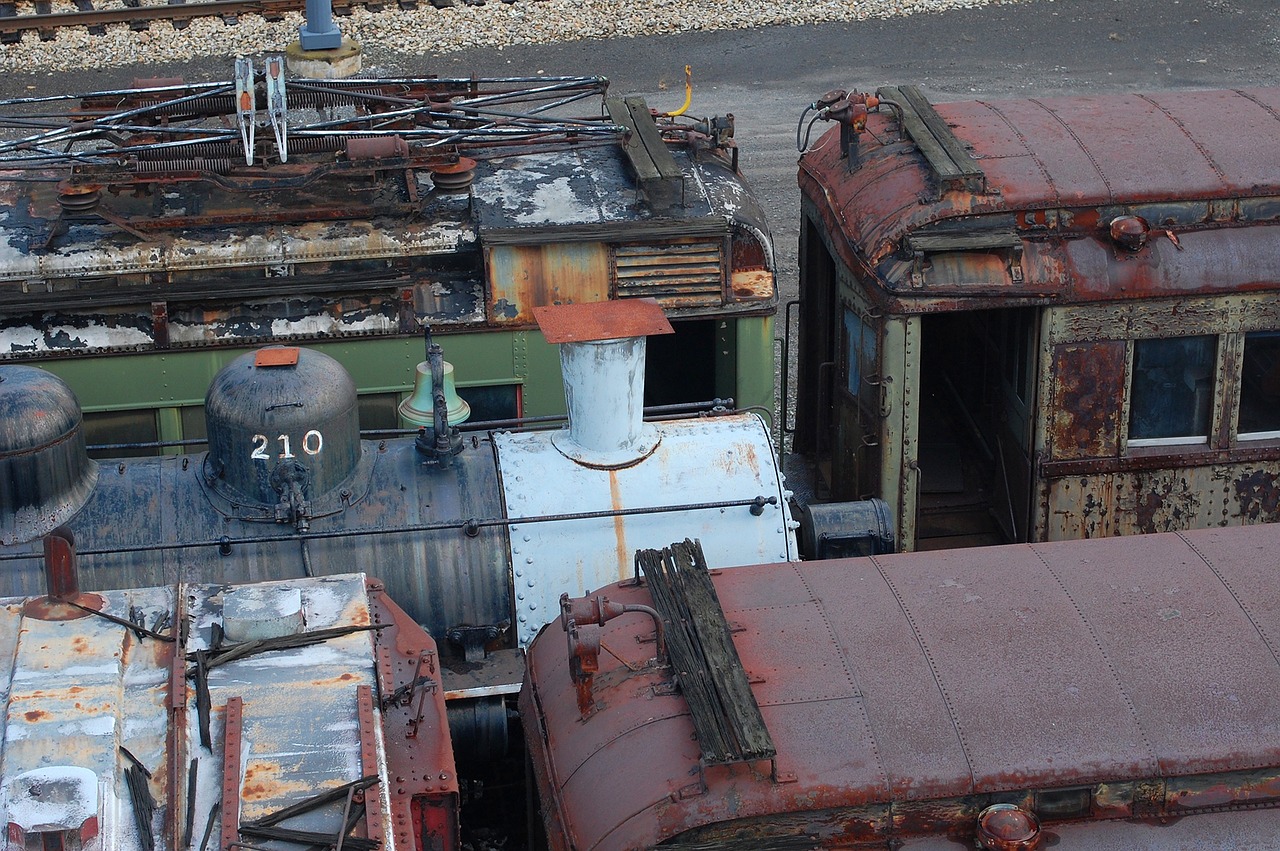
[{"xmin": 0, "ymin": 301, "xmax": 838, "ymax": 756}]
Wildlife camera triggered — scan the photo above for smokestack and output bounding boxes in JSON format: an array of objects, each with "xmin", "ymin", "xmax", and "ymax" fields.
[
  {"xmin": 533, "ymin": 300, "xmax": 673, "ymax": 468},
  {"xmin": 23, "ymin": 525, "xmax": 100, "ymax": 622},
  {"xmin": 43, "ymin": 526, "xmax": 78, "ymax": 601}
]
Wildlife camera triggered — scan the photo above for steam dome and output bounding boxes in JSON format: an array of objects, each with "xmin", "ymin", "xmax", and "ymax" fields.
[
  {"xmin": 204, "ymin": 347, "xmax": 361, "ymax": 509},
  {"xmin": 0, "ymin": 366, "xmax": 98, "ymax": 545}
]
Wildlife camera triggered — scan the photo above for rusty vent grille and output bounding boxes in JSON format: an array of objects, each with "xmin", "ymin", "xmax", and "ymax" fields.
[{"xmin": 613, "ymin": 241, "xmax": 724, "ymax": 305}]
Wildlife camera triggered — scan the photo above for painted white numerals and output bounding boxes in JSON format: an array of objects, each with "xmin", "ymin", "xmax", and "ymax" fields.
[
  {"xmin": 302, "ymin": 429, "xmax": 323, "ymax": 455},
  {"xmin": 251, "ymin": 430, "xmax": 323, "ymax": 460}
]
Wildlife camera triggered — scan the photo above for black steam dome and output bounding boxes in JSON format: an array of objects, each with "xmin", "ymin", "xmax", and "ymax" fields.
[
  {"xmin": 204, "ymin": 347, "xmax": 361, "ymax": 512},
  {"xmin": 0, "ymin": 366, "xmax": 98, "ymax": 545}
]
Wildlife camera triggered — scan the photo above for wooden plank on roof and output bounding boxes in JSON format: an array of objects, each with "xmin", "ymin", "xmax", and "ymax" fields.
[
  {"xmin": 623, "ymin": 96, "xmax": 683, "ymax": 182},
  {"xmin": 605, "ymin": 95, "xmax": 683, "ymax": 211},
  {"xmin": 907, "ymin": 230, "xmax": 1022, "ymax": 253},
  {"xmin": 879, "ymin": 84, "xmax": 985, "ymax": 191},
  {"xmin": 607, "ymin": 96, "xmax": 658, "ymax": 182},
  {"xmin": 637, "ymin": 539, "xmax": 775, "ymax": 766}
]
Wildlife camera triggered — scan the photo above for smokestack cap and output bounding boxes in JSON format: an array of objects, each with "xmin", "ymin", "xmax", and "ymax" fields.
[{"xmin": 532, "ymin": 300, "xmax": 673, "ymax": 345}]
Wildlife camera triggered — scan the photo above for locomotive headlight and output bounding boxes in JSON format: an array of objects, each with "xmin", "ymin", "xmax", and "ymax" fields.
[{"xmin": 975, "ymin": 803, "xmax": 1042, "ymax": 850}]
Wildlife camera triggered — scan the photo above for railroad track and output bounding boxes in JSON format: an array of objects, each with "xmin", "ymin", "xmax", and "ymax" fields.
[{"xmin": 0, "ymin": 0, "xmax": 482, "ymax": 42}]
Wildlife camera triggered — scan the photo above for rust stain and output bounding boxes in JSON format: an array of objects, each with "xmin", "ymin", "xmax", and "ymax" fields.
[
  {"xmin": 241, "ymin": 763, "xmax": 351, "ymax": 816},
  {"xmin": 71, "ymin": 636, "xmax": 89, "ymax": 654},
  {"xmin": 711, "ymin": 440, "xmax": 757, "ymax": 477},
  {"xmin": 489, "ymin": 243, "xmax": 610, "ymax": 325},
  {"xmin": 310, "ymin": 672, "xmax": 359, "ymax": 687},
  {"xmin": 609, "ymin": 471, "xmax": 628, "ymax": 582},
  {"xmin": 23, "ymin": 710, "xmax": 46, "ymax": 722},
  {"xmin": 1079, "ymin": 490, "xmax": 1109, "ymax": 539},
  {"xmin": 730, "ymin": 269, "xmax": 774, "ymax": 300},
  {"xmin": 1234, "ymin": 469, "xmax": 1280, "ymax": 523},
  {"xmin": 1049, "ymin": 341, "xmax": 1125, "ymax": 461},
  {"xmin": 1133, "ymin": 473, "xmax": 1202, "ymax": 533}
]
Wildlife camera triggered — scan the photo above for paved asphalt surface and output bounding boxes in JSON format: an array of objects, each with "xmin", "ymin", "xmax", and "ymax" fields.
[{"xmin": 2, "ymin": 0, "xmax": 1276, "ymax": 428}]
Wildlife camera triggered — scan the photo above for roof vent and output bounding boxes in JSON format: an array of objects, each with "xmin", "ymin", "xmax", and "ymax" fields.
[
  {"xmin": 3, "ymin": 767, "xmax": 100, "ymax": 844},
  {"xmin": 0, "ymin": 367, "xmax": 99, "ymax": 546},
  {"xmin": 222, "ymin": 584, "xmax": 305, "ymax": 641}
]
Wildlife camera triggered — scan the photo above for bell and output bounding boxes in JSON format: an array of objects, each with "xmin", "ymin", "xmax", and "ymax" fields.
[{"xmin": 398, "ymin": 359, "xmax": 471, "ymax": 427}]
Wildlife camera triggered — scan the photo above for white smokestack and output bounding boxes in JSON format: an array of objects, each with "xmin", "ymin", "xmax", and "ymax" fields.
[{"xmin": 533, "ymin": 300, "xmax": 673, "ymax": 469}]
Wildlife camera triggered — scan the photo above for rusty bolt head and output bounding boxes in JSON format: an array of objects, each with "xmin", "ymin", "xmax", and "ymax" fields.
[
  {"xmin": 976, "ymin": 804, "xmax": 1042, "ymax": 851},
  {"xmin": 1109, "ymin": 215, "xmax": 1150, "ymax": 251}
]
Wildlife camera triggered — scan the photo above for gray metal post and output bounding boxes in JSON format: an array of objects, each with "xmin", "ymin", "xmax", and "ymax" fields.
[{"xmin": 298, "ymin": 0, "xmax": 342, "ymax": 50}]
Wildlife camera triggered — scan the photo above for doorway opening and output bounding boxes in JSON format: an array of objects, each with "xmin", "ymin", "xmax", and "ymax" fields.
[{"xmin": 915, "ymin": 308, "xmax": 1037, "ymax": 550}]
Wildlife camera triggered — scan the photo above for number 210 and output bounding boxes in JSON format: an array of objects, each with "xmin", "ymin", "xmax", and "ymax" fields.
[{"xmin": 251, "ymin": 430, "xmax": 323, "ymax": 460}]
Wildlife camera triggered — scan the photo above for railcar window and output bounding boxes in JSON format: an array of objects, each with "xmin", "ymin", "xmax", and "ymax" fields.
[
  {"xmin": 457, "ymin": 384, "xmax": 520, "ymax": 422},
  {"xmin": 1239, "ymin": 331, "xmax": 1280, "ymax": 439},
  {"xmin": 1004, "ymin": 310, "xmax": 1034, "ymax": 404},
  {"xmin": 1129, "ymin": 336, "xmax": 1216, "ymax": 445},
  {"xmin": 645, "ymin": 319, "xmax": 716, "ymax": 406},
  {"xmin": 358, "ymin": 392, "xmax": 403, "ymax": 431},
  {"xmin": 843, "ymin": 308, "xmax": 879, "ymax": 404},
  {"xmin": 180, "ymin": 405, "xmax": 208, "ymax": 453},
  {"xmin": 83, "ymin": 409, "xmax": 160, "ymax": 458}
]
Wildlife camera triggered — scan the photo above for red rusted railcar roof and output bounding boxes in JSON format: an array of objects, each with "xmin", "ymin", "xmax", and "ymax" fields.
[
  {"xmin": 523, "ymin": 523, "xmax": 1280, "ymax": 849},
  {"xmin": 799, "ymin": 88, "xmax": 1280, "ymax": 306},
  {"xmin": 947, "ymin": 89, "xmax": 1280, "ymax": 207}
]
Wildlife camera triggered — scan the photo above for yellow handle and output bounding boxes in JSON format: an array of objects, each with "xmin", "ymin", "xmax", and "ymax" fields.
[{"xmin": 665, "ymin": 65, "xmax": 693, "ymax": 117}]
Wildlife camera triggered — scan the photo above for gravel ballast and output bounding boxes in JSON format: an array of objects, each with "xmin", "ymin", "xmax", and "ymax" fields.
[{"xmin": 0, "ymin": 0, "xmax": 1031, "ymax": 73}]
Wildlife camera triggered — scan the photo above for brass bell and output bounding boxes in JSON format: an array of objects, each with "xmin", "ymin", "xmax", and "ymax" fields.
[{"xmin": 398, "ymin": 360, "xmax": 471, "ymax": 427}]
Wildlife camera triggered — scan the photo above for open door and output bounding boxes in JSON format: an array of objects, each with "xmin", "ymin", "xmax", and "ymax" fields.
[{"xmin": 914, "ymin": 308, "xmax": 1038, "ymax": 549}]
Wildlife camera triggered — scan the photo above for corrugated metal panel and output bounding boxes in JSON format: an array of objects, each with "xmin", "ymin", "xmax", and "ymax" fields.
[{"xmin": 613, "ymin": 240, "xmax": 724, "ymax": 306}]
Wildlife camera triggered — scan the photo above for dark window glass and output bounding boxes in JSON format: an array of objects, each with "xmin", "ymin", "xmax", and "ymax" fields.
[
  {"xmin": 644, "ymin": 319, "xmax": 716, "ymax": 406},
  {"xmin": 83, "ymin": 409, "xmax": 159, "ymax": 458},
  {"xmin": 843, "ymin": 307, "xmax": 879, "ymax": 407},
  {"xmin": 358, "ymin": 392, "xmax": 403, "ymax": 432},
  {"xmin": 1239, "ymin": 331, "xmax": 1280, "ymax": 436},
  {"xmin": 1014, "ymin": 311, "xmax": 1033, "ymax": 403},
  {"xmin": 458, "ymin": 384, "xmax": 520, "ymax": 423},
  {"xmin": 1129, "ymin": 336, "xmax": 1215, "ymax": 442},
  {"xmin": 180, "ymin": 405, "xmax": 208, "ymax": 453},
  {"xmin": 364, "ymin": 387, "xmax": 520, "ymax": 432}
]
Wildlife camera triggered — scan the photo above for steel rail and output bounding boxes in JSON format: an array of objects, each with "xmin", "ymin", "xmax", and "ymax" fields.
[
  {"xmin": 0, "ymin": 0, "xmax": 279, "ymax": 35},
  {"xmin": 0, "ymin": 0, "xmax": 594, "ymax": 36}
]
